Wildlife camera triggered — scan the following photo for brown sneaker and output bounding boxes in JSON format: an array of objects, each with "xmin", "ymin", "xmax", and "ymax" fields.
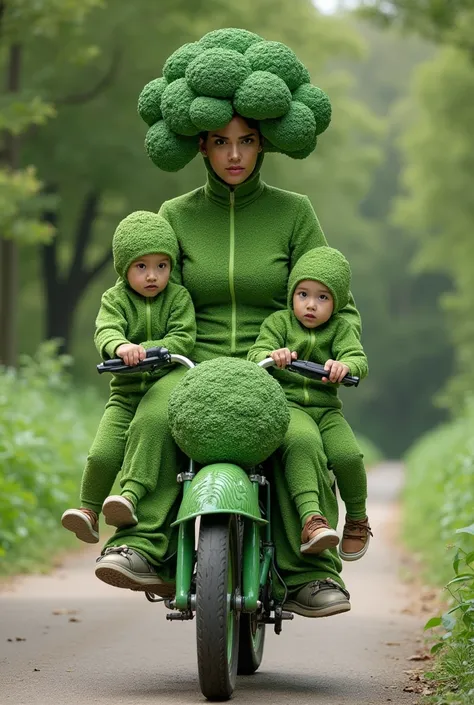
[
  {"xmin": 61, "ymin": 508, "xmax": 99, "ymax": 544},
  {"xmin": 300, "ymin": 515, "xmax": 340, "ymax": 554},
  {"xmin": 339, "ymin": 516, "xmax": 373, "ymax": 562}
]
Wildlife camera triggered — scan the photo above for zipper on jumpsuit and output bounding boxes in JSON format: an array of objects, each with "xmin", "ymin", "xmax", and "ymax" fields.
[
  {"xmin": 302, "ymin": 329, "xmax": 316, "ymax": 406},
  {"xmin": 229, "ymin": 190, "xmax": 237, "ymax": 354},
  {"xmin": 140, "ymin": 298, "xmax": 152, "ymax": 392}
]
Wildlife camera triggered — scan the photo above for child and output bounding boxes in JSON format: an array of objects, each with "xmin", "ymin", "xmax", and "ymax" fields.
[
  {"xmin": 247, "ymin": 246, "xmax": 371, "ymax": 561},
  {"xmin": 61, "ymin": 210, "xmax": 196, "ymax": 544}
]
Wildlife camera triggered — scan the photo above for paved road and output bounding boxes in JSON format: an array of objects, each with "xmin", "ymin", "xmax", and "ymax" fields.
[{"xmin": 1, "ymin": 463, "xmax": 424, "ymax": 704}]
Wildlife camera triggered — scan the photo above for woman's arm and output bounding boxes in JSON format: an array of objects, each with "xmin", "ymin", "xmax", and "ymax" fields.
[{"xmin": 290, "ymin": 196, "xmax": 362, "ymax": 337}]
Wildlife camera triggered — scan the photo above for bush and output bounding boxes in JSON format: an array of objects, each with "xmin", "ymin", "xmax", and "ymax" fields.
[
  {"xmin": 404, "ymin": 402, "xmax": 474, "ymax": 584},
  {"xmin": 357, "ymin": 433, "xmax": 383, "ymax": 468},
  {"xmin": 0, "ymin": 342, "xmax": 102, "ymax": 569}
]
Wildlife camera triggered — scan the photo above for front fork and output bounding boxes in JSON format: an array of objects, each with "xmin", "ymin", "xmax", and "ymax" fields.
[{"xmin": 171, "ymin": 468, "xmax": 272, "ymax": 614}]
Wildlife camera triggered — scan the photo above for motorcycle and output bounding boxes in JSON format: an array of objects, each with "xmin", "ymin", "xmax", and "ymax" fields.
[{"xmin": 98, "ymin": 347, "xmax": 358, "ymax": 701}]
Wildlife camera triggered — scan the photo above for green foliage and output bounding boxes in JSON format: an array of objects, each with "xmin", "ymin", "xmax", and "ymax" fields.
[
  {"xmin": 424, "ymin": 534, "xmax": 474, "ymax": 703},
  {"xmin": 0, "ymin": 166, "xmax": 56, "ymax": 243},
  {"xmin": 358, "ymin": 1, "xmax": 474, "ymax": 53},
  {"xmin": 394, "ymin": 44, "xmax": 474, "ymax": 410},
  {"xmin": 0, "ymin": 342, "xmax": 101, "ymax": 566},
  {"xmin": 356, "ymin": 434, "xmax": 383, "ymax": 468},
  {"xmin": 404, "ymin": 403, "xmax": 474, "ymax": 585}
]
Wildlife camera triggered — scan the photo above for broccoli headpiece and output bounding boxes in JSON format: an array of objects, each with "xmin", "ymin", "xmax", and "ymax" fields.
[
  {"xmin": 168, "ymin": 357, "xmax": 290, "ymax": 467},
  {"xmin": 138, "ymin": 28, "xmax": 331, "ymax": 172}
]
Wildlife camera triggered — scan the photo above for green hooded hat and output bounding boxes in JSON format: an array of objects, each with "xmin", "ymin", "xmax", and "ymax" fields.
[
  {"xmin": 288, "ymin": 247, "xmax": 351, "ymax": 314},
  {"xmin": 112, "ymin": 210, "xmax": 179, "ymax": 280},
  {"xmin": 138, "ymin": 28, "xmax": 332, "ymax": 171}
]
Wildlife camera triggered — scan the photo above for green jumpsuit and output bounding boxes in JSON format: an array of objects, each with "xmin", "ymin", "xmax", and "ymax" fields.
[{"xmin": 106, "ymin": 156, "xmax": 362, "ymax": 594}]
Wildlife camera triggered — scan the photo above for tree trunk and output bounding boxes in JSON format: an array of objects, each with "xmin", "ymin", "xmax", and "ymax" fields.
[
  {"xmin": 0, "ymin": 43, "xmax": 22, "ymax": 367},
  {"xmin": 41, "ymin": 188, "xmax": 112, "ymax": 354}
]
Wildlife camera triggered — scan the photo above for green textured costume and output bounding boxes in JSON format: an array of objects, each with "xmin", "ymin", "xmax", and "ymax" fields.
[
  {"xmin": 80, "ymin": 211, "xmax": 196, "ymax": 513},
  {"xmin": 105, "ymin": 28, "xmax": 362, "ymax": 595},
  {"xmin": 247, "ymin": 247, "xmax": 369, "ymax": 521}
]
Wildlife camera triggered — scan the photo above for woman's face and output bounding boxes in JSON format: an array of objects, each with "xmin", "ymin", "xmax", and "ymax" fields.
[{"xmin": 200, "ymin": 115, "xmax": 262, "ymax": 186}]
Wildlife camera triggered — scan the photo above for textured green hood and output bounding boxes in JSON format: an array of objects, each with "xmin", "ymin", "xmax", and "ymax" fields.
[
  {"xmin": 288, "ymin": 246, "xmax": 351, "ymax": 314},
  {"xmin": 113, "ymin": 210, "xmax": 179, "ymax": 280}
]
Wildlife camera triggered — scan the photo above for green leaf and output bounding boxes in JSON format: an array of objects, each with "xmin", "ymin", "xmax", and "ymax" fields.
[
  {"xmin": 424, "ymin": 616, "xmax": 442, "ymax": 630},
  {"xmin": 430, "ymin": 642, "xmax": 445, "ymax": 654},
  {"xmin": 456, "ymin": 524, "xmax": 474, "ymax": 536}
]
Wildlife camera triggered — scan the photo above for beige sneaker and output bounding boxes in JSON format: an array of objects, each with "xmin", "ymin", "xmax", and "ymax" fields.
[
  {"xmin": 61, "ymin": 508, "xmax": 99, "ymax": 544},
  {"xmin": 102, "ymin": 495, "xmax": 138, "ymax": 528},
  {"xmin": 339, "ymin": 516, "xmax": 373, "ymax": 562},
  {"xmin": 300, "ymin": 515, "xmax": 340, "ymax": 554}
]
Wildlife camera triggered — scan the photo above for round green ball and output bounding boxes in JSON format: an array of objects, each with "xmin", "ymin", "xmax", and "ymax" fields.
[
  {"xmin": 163, "ymin": 42, "xmax": 203, "ymax": 83},
  {"xmin": 244, "ymin": 41, "xmax": 307, "ymax": 91},
  {"xmin": 161, "ymin": 78, "xmax": 199, "ymax": 136},
  {"xmin": 260, "ymin": 101, "xmax": 316, "ymax": 152},
  {"xmin": 145, "ymin": 120, "xmax": 199, "ymax": 172},
  {"xmin": 190, "ymin": 96, "xmax": 234, "ymax": 131},
  {"xmin": 137, "ymin": 77, "xmax": 167, "ymax": 127},
  {"xmin": 199, "ymin": 27, "xmax": 263, "ymax": 53},
  {"xmin": 233, "ymin": 71, "xmax": 291, "ymax": 120},
  {"xmin": 186, "ymin": 48, "xmax": 251, "ymax": 98},
  {"xmin": 292, "ymin": 84, "xmax": 332, "ymax": 135},
  {"xmin": 168, "ymin": 357, "xmax": 290, "ymax": 468}
]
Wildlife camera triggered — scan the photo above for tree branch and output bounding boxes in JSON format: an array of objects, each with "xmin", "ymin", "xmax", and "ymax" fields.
[
  {"xmin": 85, "ymin": 248, "xmax": 113, "ymax": 285},
  {"xmin": 69, "ymin": 189, "xmax": 101, "ymax": 283},
  {"xmin": 55, "ymin": 45, "xmax": 121, "ymax": 106}
]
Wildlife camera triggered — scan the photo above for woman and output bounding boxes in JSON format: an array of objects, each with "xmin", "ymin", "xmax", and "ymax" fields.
[{"xmin": 95, "ymin": 28, "xmax": 361, "ymax": 618}]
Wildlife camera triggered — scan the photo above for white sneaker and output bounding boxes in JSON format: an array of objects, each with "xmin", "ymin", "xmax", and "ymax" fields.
[{"xmin": 102, "ymin": 496, "xmax": 138, "ymax": 528}]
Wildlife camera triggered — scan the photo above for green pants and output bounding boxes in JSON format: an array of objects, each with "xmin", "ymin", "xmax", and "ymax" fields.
[
  {"xmin": 80, "ymin": 377, "xmax": 160, "ymax": 513},
  {"xmin": 282, "ymin": 406, "xmax": 367, "ymax": 523},
  {"xmin": 104, "ymin": 368, "xmax": 344, "ymax": 592}
]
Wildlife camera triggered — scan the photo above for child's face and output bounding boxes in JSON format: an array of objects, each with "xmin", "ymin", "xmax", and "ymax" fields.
[
  {"xmin": 293, "ymin": 279, "xmax": 334, "ymax": 329},
  {"xmin": 127, "ymin": 253, "xmax": 171, "ymax": 297}
]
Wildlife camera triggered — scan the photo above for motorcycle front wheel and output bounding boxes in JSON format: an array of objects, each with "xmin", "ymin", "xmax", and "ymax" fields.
[{"xmin": 196, "ymin": 514, "xmax": 241, "ymax": 701}]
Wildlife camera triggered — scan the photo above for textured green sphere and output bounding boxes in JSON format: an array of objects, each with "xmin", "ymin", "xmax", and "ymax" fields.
[
  {"xmin": 233, "ymin": 71, "xmax": 291, "ymax": 120},
  {"xmin": 186, "ymin": 48, "xmax": 251, "ymax": 98},
  {"xmin": 163, "ymin": 42, "xmax": 203, "ymax": 83},
  {"xmin": 245, "ymin": 41, "xmax": 307, "ymax": 91},
  {"xmin": 138, "ymin": 77, "xmax": 167, "ymax": 126},
  {"xmin": 199, "ymin": 27, "xmax": 263, "ymax": 53},
  {"xmin": 161, "ymin": 78, "xmax": 199, "ymax": 136},
  {"xmin": 190, "ymin": 96, "xmax": 234, "ymax": 131},
  {"xmin": 145, "ymin": 120, "xmax": 198, "ymax": 172},
  {"xmin": 261, "ymin": 101, "xmax": 316, "ymax": 152},
  {"xmin": 292, "ymin": 84, "xmax": 332, "ymax": 135},
  {"xmin": 168, "ymin": 357, "xmax": 290, "ymax": 468}
]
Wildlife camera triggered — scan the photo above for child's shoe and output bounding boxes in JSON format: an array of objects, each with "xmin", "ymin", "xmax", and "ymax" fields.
[
  {"xmin": 61, "ymin": 508, "xmax": 99, "ymax": 544},
  {"xmin": 339, "ymin": 516, "xmax": 373, "ymax": 562},
  {"xmin": 102, "ymin": 495, "xmax": 138, "ymax": 528},
  {"xmin": 300, "ymin": 515, "xmax": 340, "ymax": 554}
]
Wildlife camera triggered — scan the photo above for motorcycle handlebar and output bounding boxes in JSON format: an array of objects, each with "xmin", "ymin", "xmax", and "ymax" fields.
[
  {"xmin": 258, "ymin": 357, "xmax": 359, "ymax": 387},
  {"xmin": 97, "ymin": 347, "xmax": 195, "ymax": 374},
  {"xmin": 97, "ymin": 349, "xmax": 358, "ymax": 386}
]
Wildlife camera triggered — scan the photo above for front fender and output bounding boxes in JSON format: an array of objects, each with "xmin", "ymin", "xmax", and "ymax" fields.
[{"xmin": 171, "ymin": 463, "xmax": 267, "ymax": 526}]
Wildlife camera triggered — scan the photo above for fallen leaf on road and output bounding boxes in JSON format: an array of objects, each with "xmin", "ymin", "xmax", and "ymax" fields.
[
  {"xmin": 68, "ymin": 617, "xmax": 81, "ymax": 623},
  {"xmin": 52, "ymin": 608, "xmax": 79, "ymax": 616},
  {"xmin": 385, "ymin": 641, "xmax": 400, "ymax": 646},
  {"xmin": 15, "ymin": 637, "xmax": 26, "ymax": 641},
  {"xmin": 407, "ymin": 653, "xmax": 431, "ymax": 661},
  {"xmin": 33, "ymin": 668, "xmax": 40, "ymax": 672}
]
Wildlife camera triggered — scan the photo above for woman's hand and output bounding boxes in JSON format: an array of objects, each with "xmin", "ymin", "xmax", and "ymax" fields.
[
  {"xmin": 322, "ymin": 359, "xmax": 350, "ymax": 384},
  {"xmin": 116, "ymin": 343, "xmax": 146, "ymax": 366},
  {"xmin": 270, "ymin": 348, "xmax": 297, "ymax": 369}
]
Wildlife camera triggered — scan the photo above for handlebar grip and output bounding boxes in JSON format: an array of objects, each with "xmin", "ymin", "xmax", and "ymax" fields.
[
  {"xmin": 287, "ymin": 360, "xmax": 359, "ymax": 387},
  {"xmin": 97, "ymin": 346, "xmax": 170, "ymax": 374}
]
